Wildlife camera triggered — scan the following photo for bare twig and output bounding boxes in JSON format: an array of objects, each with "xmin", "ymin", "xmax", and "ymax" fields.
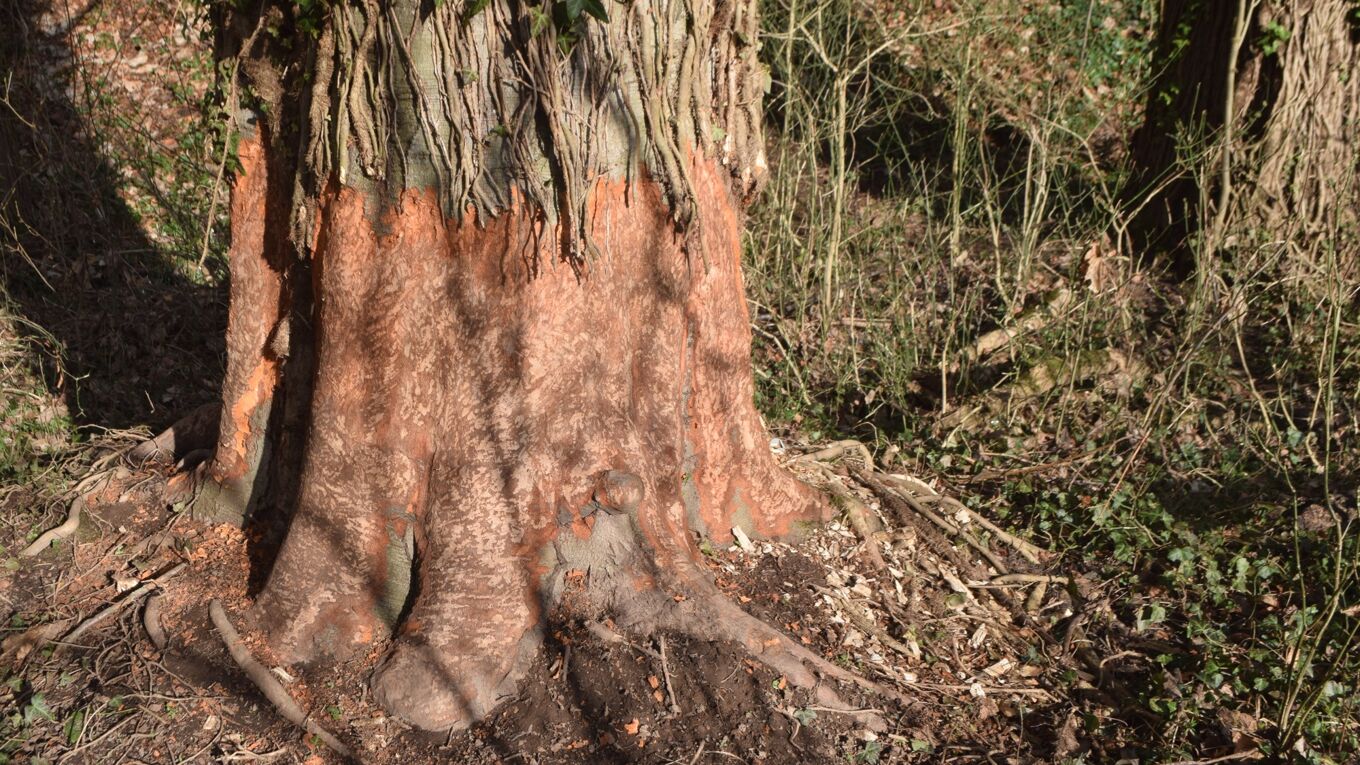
[{"xmin": 659, "ymin": 635, "xmax": 681, "ymax": 715}]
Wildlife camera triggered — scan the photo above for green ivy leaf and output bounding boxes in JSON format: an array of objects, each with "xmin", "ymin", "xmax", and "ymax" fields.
[
  {"xmin": 852, "ymin": 740, "xmax": 883, "ymax": 764},
  {"xmin": 462, "ymin": 0, "xmax": 492, "ymax": 23},
  {"xmin": 63, "ymin": 708, "xmax": 86, "ymax": 746},
  {"xmin": 580, "ymin": 0, "xmax": 608, "ymax": 22},
  {"xmin": 24, "ymin": 693, "xmax": 54, "ymax": 724},
  {"xmin": 528, "ymin": 6, "xmax": 551, "ymax": 38},
  {"xmin": 1135, "ymin": 603, "xmax": 1167, "ymax": 632}
]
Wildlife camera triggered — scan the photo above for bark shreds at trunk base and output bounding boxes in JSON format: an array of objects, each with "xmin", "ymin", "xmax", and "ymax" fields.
[{"xmin": 10, "ymin": 428, "xmax": 1129, "ymax": 763}]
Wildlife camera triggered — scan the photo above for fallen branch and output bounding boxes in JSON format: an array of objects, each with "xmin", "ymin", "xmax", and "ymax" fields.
[
  {"xmin": 862, "ymin": 473, "xmax": 1010, "ymax": 575},
  {"xmin": 209, "ymin": 599, "xmax": 353, "ymax": 760},
  {"xmin": 55, "ymin": 563, "xmax": 186, "ymax": 657},
  {"xmin": 866, "ymin": 470, "xmax": 1050, "ymax": 567},
  {"xmin": 1162, "ymin": 749, "xmax": 1261, "ymax": 765},
  {"xmin": 992, "ymin": 573, "xmax": 1068, "ymax": 585},
  {"xmin": 940, "ymin": 496, "xmax": 1048, "ymax": 565}
]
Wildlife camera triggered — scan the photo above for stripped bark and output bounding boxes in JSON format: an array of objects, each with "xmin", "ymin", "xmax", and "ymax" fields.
[{"xmin": 188, "ymin": 0, "xmax": 834, "ymax": 732}]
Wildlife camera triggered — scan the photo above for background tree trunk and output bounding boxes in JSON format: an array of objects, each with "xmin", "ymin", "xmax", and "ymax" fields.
[
  {"xmin": 1127, "ymin": 0, "xmax": 1360, "ymax": 271},
  {"xmin": 197, "ymin": 0, "xmax": 834, "ymax": 732}
]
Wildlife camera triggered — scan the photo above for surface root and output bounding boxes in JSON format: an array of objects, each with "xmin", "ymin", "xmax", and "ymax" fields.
[{"xmin": 209, "ymin": 600, "xmax": 354, "ymax": 760}]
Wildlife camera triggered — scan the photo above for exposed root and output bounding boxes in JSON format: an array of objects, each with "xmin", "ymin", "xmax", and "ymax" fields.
[
  {"xmin": 584, "ymin": 620, "xmax": 661, "ymax": 660},
  {"xmin": 549, "ymin": 504, "xmax": 906, "ymax": 733},
  {"xmin": 1026, "ymin": 581, "xmax": 1048, "ymax": 614},
  {"xmin": 208, "ymin": 600, "xmax": 354, "ymax": 761},
  {"xmin": 143, "ymin": 593, "xmax": 167, "ymax": 651},
  {"xmin": 665, "ymin": 555, "xmax": 912, "ymax": 712},
  {"xmin": 0, "ymin": 621, "xmax": 71, "ymax": 667},
  {"xmin": 790, "ymin": 440, "xmax": 876, "ymax": 470},
  {"xmin": 125, "ymin": 403, "xmax": 220, "ymax": 467},
  {"xmin": 20, "ymin": 495, "xmax": 85, "ymax": 557},
  {"xmin": 21, "ymin": 468, "xmax": 127, "ymax": 557},
  {"xmin": 819, "ymin": 472, "xmax": 887, "ymax": 570}
]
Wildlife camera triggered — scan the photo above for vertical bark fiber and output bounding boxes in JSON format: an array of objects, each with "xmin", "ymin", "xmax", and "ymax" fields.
[
  {"xmin": 203, "ymin": 122, "xmax": 287, "ymax": 524},
  {"xmin": 1245, "ymin": 0, "xmax": 1359, "ymax": 263}
]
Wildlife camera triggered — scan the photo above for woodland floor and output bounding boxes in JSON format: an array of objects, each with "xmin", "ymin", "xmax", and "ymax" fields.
[
  {"xmin": 2, "ymin": 0, "xmax": 1355, "ymax": 763},
  {"xmin": 0, "ymin": 443, "xmax": 1112, "ymax": 765},
  {"xmin": 0, "ymin": 2, "xmax": 1092, "ymax": 762}
]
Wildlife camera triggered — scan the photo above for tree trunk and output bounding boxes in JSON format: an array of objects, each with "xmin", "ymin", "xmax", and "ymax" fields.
[
  {"xmin": 1127, "ymin": 0, "xmax": 1359, "ymax": 270},
  {"xmin": 193, "ymin": 0, "xmax": 837, "ymax": 732}
]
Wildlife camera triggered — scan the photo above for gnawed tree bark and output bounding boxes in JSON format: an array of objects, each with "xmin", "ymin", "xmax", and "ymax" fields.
[
  {"xmin": 1127, "ymin": 0, "xmax": 1360, "ymax": 271},
  {"xmin": 184, "ymin": 0, "xmax": 852, "ymax": 732}
]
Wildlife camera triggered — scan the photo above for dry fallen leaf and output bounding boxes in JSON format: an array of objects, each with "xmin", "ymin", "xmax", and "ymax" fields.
[{"xmin": 1, "ymin": 621, "xmax": 70, "ymax": 666}]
